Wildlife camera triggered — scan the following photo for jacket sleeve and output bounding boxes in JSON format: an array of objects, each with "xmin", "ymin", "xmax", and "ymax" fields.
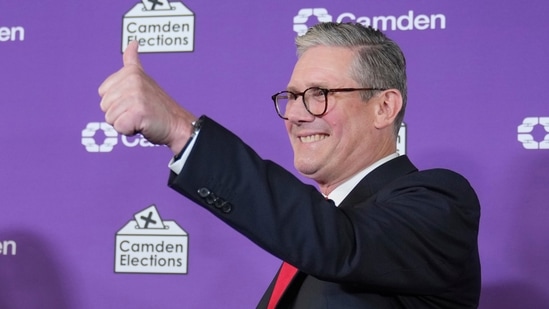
[{"xmin": 168, "ymin": 116, "xmax": 481, "ymax": 294}]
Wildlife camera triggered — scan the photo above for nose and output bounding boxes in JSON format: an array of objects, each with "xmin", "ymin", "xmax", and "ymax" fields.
[{"xmin": 285, "ymin": 98, "xmax": 315, "ymax": 123}]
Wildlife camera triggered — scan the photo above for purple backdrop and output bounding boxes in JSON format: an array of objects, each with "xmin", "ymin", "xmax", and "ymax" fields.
[{"xmin": 1, "ymin": 0, "xmax": 548, "ymax": 308}]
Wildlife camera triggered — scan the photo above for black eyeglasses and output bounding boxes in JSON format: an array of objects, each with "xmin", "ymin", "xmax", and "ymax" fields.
[{"xmin": 270, "ymin": 87, "xmax": 387, "ymax": 119}]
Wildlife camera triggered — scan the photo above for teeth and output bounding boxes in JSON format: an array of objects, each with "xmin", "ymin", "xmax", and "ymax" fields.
[{"xmin": 299, "ymin": 134, "xmax": 327, "ymax": 143}]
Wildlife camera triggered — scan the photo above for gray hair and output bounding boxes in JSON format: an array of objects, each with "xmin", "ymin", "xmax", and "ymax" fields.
[{"xmin": 296, "ymin": 22, "xmax": 407, "ymax": 135}]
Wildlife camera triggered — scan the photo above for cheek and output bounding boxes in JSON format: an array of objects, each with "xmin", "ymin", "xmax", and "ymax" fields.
[
  {"xmin": 324, "ymin": 111, "xmax": 349, "ymax": 138},
  {"xmin": 284, "ymin": 121, "xmax": 290, "ymax": 131},
  {"xmin": 332, "ymin": 112, "xmax": 374, "ymax": 145},
  {"xmin": 284, "ymin": 122, "xmax": 293, "ymax": 139}
]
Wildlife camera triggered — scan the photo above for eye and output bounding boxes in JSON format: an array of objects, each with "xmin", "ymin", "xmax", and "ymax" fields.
[{"xmin": 308, "ymin": 87, "xmax": 325, "ymax": 98}]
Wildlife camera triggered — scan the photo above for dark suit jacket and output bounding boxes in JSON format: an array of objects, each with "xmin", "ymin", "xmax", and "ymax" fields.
[{"xmin": 169, "ymin": 117, "xmax": 481, "ymax": 308}]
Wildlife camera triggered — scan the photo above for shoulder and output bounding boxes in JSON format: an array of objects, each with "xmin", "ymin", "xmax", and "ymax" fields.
[
  {"xmin": 377, "ymin": 167, "xmax": 480, "ymax": 211},
  {"xmin": 388, "ymin": 166, "xmax": 474, "ymax": 191}
]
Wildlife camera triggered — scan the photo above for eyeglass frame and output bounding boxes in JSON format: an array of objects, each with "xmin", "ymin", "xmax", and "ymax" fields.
[{"xmin": 270, "ymin": 87, "xmax": 387, "ymax": 120}]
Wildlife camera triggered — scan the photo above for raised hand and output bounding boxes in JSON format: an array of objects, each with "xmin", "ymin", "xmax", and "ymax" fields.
[{"xmin": 99, "ymin": 40, "xmax": 196, "ymax": 155}]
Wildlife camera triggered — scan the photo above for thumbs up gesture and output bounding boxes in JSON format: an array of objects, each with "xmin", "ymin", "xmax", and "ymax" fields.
[{"xmin": 99, "ymin": 41, "xmax": 196, "ymax": 155}]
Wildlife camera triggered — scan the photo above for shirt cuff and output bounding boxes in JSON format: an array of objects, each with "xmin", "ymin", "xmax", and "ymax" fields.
[
  {"xmin": 168, "ymin": 116, "xmax": 204, "ymax": 175},
  {"xmin": 168, "ymin": 133, "xmax": 198, "ymax": 175}
]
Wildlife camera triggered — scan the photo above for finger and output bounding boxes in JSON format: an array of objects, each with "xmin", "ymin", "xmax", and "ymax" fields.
[
  {"xmin": 99, "ymin": 89, "xmax": 120, "ymax": 112},
  {"xmin": 98, "ymin": 74, "xmax": 113, "ymax": 98},
  {"xmin": 113, "ymin": 115, "xmax": 140, "ymax": 136},
  {"xmin": 103, "ymin": 97, "xmax": 130, "ymax": 131},
  {"xmin": 123, "ymin": 40, "xmax": 142, "ymax": 68},
  {"xmin": 99, "ymin": 96, "xmax": 108, "ymax": 112},
  {"xmin": 99, "ymin": 41, "xmax": 140, "ymax": 97},
  {"xmin": 110, "ymin": 103, "xmax": 145, "ymax": 137}
]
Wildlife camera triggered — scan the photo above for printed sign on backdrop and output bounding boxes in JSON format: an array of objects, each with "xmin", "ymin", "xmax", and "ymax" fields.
[
  {"xmin": 81, "ymin": 122, "xmax": 161, "ymax": 153},
  {"xmin": 0, "ymin": 25, "xmax": 25, "ymax": 42},
  {"xmin": 517, "ymin": 117, "xmax": 549, "ymax": 150},
  {"xmin": 293, "ymin": 7, "xmax": 447, "ymax": 36},
  {"xmin": 122, "ymin": 0, "xmax": 195, "ymax": 53},
  {"xmin": 0, "ymin": 240, "xmax": 17, "ymax": 256},
  {"xmin": 115, "ymin": 205, "xmax": 189, "ymax": 274}
]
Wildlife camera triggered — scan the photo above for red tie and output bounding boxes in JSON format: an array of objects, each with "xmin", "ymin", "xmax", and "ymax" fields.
[{"xmin": 267, "ymin": 262, "xmax": 299, "ymax": 309}]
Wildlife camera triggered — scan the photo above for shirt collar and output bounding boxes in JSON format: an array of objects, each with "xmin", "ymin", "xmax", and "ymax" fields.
[{"xmin": 326, "ymin": 152, "xmax": 400, "ymax": 206}]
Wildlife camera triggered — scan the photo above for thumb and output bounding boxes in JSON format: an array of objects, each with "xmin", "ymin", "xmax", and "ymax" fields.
[{"xmin": 123, "ymin": 40, "xmax": 142, "ymax": 67}]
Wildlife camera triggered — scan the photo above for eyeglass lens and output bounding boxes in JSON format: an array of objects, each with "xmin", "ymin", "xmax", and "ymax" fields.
[{"xmin": 275, "ymin": 87, "xmax": 327, "ymax": 118}]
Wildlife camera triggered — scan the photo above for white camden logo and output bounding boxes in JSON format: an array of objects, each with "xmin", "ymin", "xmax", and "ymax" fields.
[
  {"xmin": 517, "ymin": 117, "xmax": 549, "ymax": 150},
  {"xmin": 82, "ymin": 122, "xmax": 119, "ymax": 152},
  {"xmin": 81, "ymin": 122, "xmax": 160, "ymax": 153},
  {"xmin": 294, "ymin": 9, "xmax": 333, "ymax": 36},
  {"xmin": 293, "ymin": 8, "xmax": 446, "ymax": 36}
]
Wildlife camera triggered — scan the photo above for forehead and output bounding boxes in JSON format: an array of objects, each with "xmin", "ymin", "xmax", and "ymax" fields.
[{"xmin": 288, "ymin": 46, "xmax": 357, "ymax": 90}]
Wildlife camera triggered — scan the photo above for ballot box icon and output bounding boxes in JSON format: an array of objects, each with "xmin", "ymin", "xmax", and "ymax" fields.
[
  {"xmin": 115, "ymin": 205, "xmax": 188, "ymax": 274},
  {"xmin": 122, "ymin": 0, "xmax": 195, "ymax": 53}
]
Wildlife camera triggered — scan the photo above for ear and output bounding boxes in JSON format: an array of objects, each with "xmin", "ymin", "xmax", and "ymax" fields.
[{"xmin": 373, "ymin": 89, "xmax": 403, "ymax": 130}]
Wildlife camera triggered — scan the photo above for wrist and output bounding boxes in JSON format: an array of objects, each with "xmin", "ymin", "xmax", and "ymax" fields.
[{"xmin": 172, "ymin": 115, "xmax": 204, "ymax": 158}]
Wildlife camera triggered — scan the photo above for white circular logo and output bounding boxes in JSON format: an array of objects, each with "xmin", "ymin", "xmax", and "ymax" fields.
[
  {"xmin": 517, "ymin": 117, "xmax": 549, "ymax": 150},
  {"xmin": 293, "ymin": 8, "xmax": 333, "ymax": 36},
  {"xmin": 81, "ymin": 122, "xmax": 119, "ymax": 153}
]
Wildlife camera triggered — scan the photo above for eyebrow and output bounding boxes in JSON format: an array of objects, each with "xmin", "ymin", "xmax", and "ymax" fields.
[
  {"xmin": 286, "ymin": 83, "xmax": 328, "ymax": 92},
  {"xmin": 285, "ymin": 86, "xmax": 299, "ymax": 92}
]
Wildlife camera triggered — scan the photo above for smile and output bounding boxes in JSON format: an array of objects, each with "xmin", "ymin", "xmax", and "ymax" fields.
[{"xmin": 299, "ymin": 134, "xmax": 328, "ymax": 143}]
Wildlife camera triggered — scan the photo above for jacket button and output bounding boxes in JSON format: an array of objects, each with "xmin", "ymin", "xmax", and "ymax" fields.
[
  {"xmin": 214, "ymin": 199, "xmax": 225, "ymax": 209},
  {"xmin": 206, "ymin": 193, "xmax": 218, "ymax": 205},
  {"xmin": 197, "ymin": 187, "xmax": 211, "ymax": 197},
  {"xmin": 221, "ymin": 203, "xmax": 232, "ymax": 213}
]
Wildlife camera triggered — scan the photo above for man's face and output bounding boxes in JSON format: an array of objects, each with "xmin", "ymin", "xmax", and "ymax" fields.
[{"xmin": 285, "ymin": 46, "xmax": 389, "ymax": 192}]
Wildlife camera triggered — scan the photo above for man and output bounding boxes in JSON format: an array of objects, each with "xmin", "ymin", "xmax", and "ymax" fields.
[{"xmin": 100, "ymin": 23, "xmax": 481, "ymax": 308}]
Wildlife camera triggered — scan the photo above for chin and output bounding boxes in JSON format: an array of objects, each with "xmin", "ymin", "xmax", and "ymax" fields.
[{"xmin": 294, "ymin": 160, "xmax": 319, "ymax": 178}]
